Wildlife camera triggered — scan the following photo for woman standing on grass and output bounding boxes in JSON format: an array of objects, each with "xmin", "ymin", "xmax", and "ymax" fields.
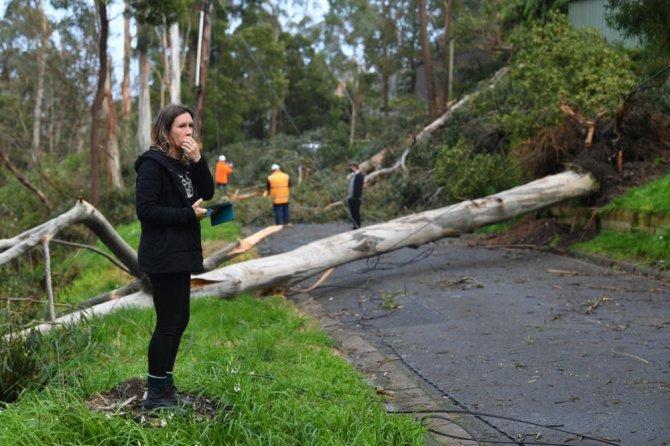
[{"xmin": 134, "ymin": 104, "xmax": 214, "ymax": 410}]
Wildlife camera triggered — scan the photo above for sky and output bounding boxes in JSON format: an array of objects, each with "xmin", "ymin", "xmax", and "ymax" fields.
[{"xmin": 0, "ymin": 0, "xmax": 330, "ymax": 95}]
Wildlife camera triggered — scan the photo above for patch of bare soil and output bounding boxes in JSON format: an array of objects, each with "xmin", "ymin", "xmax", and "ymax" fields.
[
  {"xmin": 473, "ymin": 216, "xmax": 597, "ymax": 250},
  {"xmin": 85, "ymin": 378, "xmax": 227, "ymax": 426}
]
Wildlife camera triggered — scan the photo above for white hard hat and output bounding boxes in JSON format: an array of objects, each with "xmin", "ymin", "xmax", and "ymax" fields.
[
  {"xmin": 271, "ymin": 163, "xmax": 280, "ymax": 171},
  {"xmin": 218, "ymin": 155, "xmax": 226, "ymax": 161}
]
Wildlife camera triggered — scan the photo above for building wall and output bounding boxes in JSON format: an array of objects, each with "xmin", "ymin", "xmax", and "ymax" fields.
[{"xmin": 568, "ymin": 0, "xmax": 638, "ymax": 48}]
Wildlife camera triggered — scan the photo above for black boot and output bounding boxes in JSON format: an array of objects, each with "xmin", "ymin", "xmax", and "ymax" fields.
[
  {"xmin": 166, "ymin": 372, "xmax": 196, "ymax": 406},
  {"xmin": 142, "ymin": 375, "xmax": 181, "ymax": 411}
]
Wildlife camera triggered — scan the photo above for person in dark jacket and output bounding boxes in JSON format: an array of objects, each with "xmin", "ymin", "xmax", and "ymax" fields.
[
  {"xmin": 135, "ymin": 104, "xmax": 214, "ymax": 411},
  {"xmin": 347, "ymin": 162, "xmax": 364, "ymax": 230}
]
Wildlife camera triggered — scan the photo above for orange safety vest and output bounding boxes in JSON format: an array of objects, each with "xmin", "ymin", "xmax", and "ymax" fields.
[
  {"xmin": 215, "ymin": 161, "xmax": 233, "ymax": 184},
  {"xmin": 267, "ymin": 171, "xmax": 290, "ymax": 204}
]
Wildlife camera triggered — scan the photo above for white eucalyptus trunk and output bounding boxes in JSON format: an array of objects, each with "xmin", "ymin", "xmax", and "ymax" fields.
[
  {"xmin": 102, "ymin": 62, "xmax": 123, "ymax": 189},
  {"xmin": 192, "ymin": 170, "xmax": 597, "ymax": 297},
  {"xmin": 169, "ymin": 22, "xmax": 181, "ymax": 104},
  {"xmin": 137, "ymin": 37, "xmax": 152, "ymax": 153},
  {"xmin": 31, "ymin": 0, "xmax": 48, "ymax": 163},
  {"xmin": 0, "ymin": 200, "xmax": 141, "ymax": 277}
]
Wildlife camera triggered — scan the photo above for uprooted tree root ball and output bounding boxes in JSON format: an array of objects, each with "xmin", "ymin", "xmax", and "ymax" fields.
[
  {"xmin": 85, "ymin": 378, "xmax": 227, "ymax": 426},
  {"xmin": 516, "ymin": 98, "xmax": 670, "ymax": 202}
]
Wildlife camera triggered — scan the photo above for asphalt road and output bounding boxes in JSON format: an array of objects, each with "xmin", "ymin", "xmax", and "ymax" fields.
[{"xmin": 257, "ymin": 224, "xmax": 670, "ymax": 446}]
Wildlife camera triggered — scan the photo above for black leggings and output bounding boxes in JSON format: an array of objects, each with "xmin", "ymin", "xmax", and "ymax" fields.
[{"xmin": 147, "ymin": 272, "xmax": 191, "ymax": 377}]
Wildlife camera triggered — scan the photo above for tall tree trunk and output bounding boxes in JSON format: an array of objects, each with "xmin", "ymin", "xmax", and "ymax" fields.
[
  {"xmin": 438, "ymin": 0, "xmax": 453, "ymax": 111},
  {"xmin": 381, "ymin": 0, "xmax": 391, "ymax": 114},
  {"xmin": 169, "ymin": 22, "xmax": 181, "ymax": 104},
  {"xmin": 31, "ymin": 0, "xmax": 48, "ymax": 165},
  {"xmin": 90, "ymin": 0, "xmax": 109, "ymax": 207},
  {"xmin": 121, "ymin": 0, "xmax": 131, "ymax": 121},
  {"xmin": 136, "ymin": 22, "xmax": 152, "ymax": 153},
  {"xmin": 418, "ymin": 0, "xmax": 436, "ymax": 116},
  {"xmin": 187, "ymin": 31, "xmax": 197, "ymax": 87},
  {"xmin": 349, "ymin": 91, "xmax": 357, "ymax": 146},
  {"xmin": 102, "ymin": 60, "xmax": 123, "ymax": 190},
  {"xmin": 160, "ymin": 22, "xmax": 169, "ymax": 108},
  {"xmin": 268, "ymin": 108, "xmax": 278, "ymax": 138},
  {"xmin": 194, "ymin": 0, "xmax": 213, "ymax": 138}
]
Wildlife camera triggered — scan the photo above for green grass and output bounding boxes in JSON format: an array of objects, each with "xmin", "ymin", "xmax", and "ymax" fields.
[
  {"xmin": 600, "ymin": 173, "xmax": 670, "ymax": 216},
  {"xmin": 0, "ymin": 296, "xmax": 425, "ymax": 445},
  {"xmin": 571, "ymin": 173, "xmax": 670, "ymax": 269},
  {"xmin": 476, "ymin": 216, "xmax": 521, "ymax": 234},
  {"xmin": 56, "ymin": 220, "xmax": 241, "ymax": 306},
  {"xmin": 573, "ymin": 227, "xmax": 670, "ymax": 270}
]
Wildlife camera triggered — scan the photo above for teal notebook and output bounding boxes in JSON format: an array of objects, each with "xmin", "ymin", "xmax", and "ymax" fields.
[{"xmin": 206, "ymin": 201, "xmax": 234, "ymax": 226}]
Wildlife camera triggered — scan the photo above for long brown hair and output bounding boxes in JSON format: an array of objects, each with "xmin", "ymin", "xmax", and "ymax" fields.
[{"xmin": 151, "ymin": 104, "xmax": 194, "ymax": 164}]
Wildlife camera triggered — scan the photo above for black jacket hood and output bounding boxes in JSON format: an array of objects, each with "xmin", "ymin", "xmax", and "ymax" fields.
[{"xmin": 134, "ymin": 147, "xmax": 178, "ymax": 173}]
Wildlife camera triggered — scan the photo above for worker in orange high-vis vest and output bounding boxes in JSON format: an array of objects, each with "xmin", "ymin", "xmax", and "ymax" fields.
[
  {"xmin": 265, "ymin": 163, "xmax": 291, "ymax": 225},
  {"xmin": 214, "ymin": 155, "xmax": 234, "ymax": 190}
]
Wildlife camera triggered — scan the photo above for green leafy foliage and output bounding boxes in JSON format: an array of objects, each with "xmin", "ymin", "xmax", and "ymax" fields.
[
  {"xmin": 473, "ymin": 12, "xmax": 636, "ymax": 146},
  {"xmin": 606, "ymin": 0, "xmax": 670, "ymax": 60},
  {"xmin": 435, "ymin": 138, "xmax": 521, "ymax": 201},
  {"xmin": 500, "ymin": 0, "xmax": 569, "ymax": 27}
]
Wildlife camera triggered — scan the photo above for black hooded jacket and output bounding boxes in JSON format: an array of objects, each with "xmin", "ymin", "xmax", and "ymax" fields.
[{"xmin": 134, "ymin": 148, "xmax": 215, "ymax": 274}]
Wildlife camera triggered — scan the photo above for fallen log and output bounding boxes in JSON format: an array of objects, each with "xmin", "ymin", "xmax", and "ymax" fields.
[
  {"xmin": 192, "ymin": 170, "xmax": 596, "ymax": 296},
  {"xmin": 0, "ymin": 199, "xmax": 141, "ymax": 277},
  {"xmin": 6, "ymin": 170, "xmax": 597, "ymax": 338},
  {"xmin": 359, "ymin": 66, "xmax": 509, "ymax": 177},
  {"xmin": 75, "ymin": 225, "xmax": 283, "ymax": 309}
]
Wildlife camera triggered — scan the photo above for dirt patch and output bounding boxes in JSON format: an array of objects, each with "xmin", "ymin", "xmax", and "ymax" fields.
[
  {"xmin": 85, "ymin": 378, "xmax": 227, "ymax": 426},
  {"xmin": 473, "ymin": 216, "xmax": 597, "ymax": 250}
]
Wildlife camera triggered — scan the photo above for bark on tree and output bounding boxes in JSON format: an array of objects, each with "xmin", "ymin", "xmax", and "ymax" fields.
[
  {"xmin": 102, "ymin": 60, "xmax": 123, "ymax": 190},
  {"xmin": 121, "ymin": 0, "xmax": 132, "ymax": 121},
  {"xmin": 137, "ymin": 22, "xmax": 152, "ymax": 153},
  {"xmin": 31, "ymin": 0, "xmax": 48, "ymax": 165},
  {"xmin": 0, "ymin": 200, "xmax": 141, "ymax": 278},
  {"xmin": 418, "ymin": 0, "xmax": 436, "ymax": 116},
  {"xmin": 160, "ymin": 23, "xmax": 169, "ymax": 108},
  {"xmin": 268, "ymin": 108, "xmax": 279, "ymax": 138},
  {"xmin": 194, "ymin": 0, "xmax": 213, "ymax": 138},
  {"xmin": 90, "ymin": 0, "xmax": 109, "ymax": 207},
  {"xmin": 169, "ymin": 21, "xmax": 181, "ymax": 104},
  {"xmin": 438, "ymin": 0, "xmax": 453, "ymax": 112}
]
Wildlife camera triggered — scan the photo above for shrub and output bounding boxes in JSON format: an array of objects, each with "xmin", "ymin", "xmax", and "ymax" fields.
[
  {"xmin": 436, "ymin": 138, "xmax": 521, "ymax": 201},
  {"xmin": 0, "ymin": 312, "xmax": 99, "ymax": 403},
  {"xmin": 472, "ymin": 12, "xmax": 637, "ymax": 147}
]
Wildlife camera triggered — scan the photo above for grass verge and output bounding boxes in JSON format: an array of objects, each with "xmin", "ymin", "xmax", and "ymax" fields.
[
  {"xmin": 0, "ymin": 295, "xmax": 424, "ymax": 445},
  {"xmin": 573, "ymin": 227, "xmax": 670, "ymax": 270},
  {"xmin": 600, "ymin": 173, "xmax": 670, "ymax": 216}
]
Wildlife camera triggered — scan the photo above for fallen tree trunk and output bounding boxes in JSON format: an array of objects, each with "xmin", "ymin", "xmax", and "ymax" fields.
[
  {"xmin": 64, "ymin": 225, "xmax": 284, "ymax": 310},
  {"xmin": 0, "ymin": 200, "xmax": 141, "ymax": 276},
  {"xmin": 359, "ymin": 66, "xmax": 509, "ymax": 177},
  {"xmin": 7, "ymin": 170, "xmax": 597, "ymax": 338},
  {"xmin": 192, "ymin": 170, "xmax": 596, "ymax": 296}
]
